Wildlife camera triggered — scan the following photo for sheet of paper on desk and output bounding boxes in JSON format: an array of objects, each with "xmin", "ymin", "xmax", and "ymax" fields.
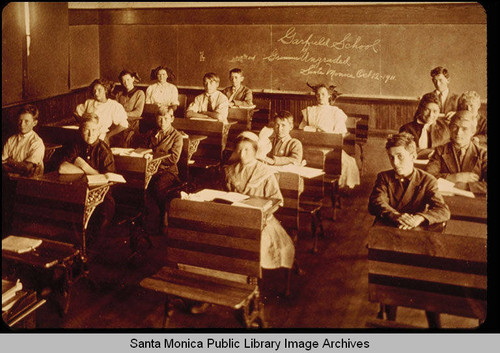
[
  {"xmin": 2, "ymin": 236, "xmax": 42, "ymax": 254},
  {"xmin": 111, "ymin": 147, "xmax": 152, "ymax": 158},
  {"xmin": 86, "ymin": 173, "xmax": 126, "ymax": 185},
  {"xmin": 61, "ymin": 125, "xmax": 79, "ymax": 130},
  {"xmin": 190, "ymin": 117, "xmax": 218, "ymax": 121},
  {"xmin": 437, "ymin": 178, "xmax": 475, "ymax": 198},
  {"xmin": 190, "ymin": 189, "xmax": 249, "ymax": 203},
  {"xmin": 233, "ymin": 198, "xmax": 272, "ymax": 211},
  {"xmin": 272, "ymin": 164, "xmax": 324, "ymax": 178},
  {"xmin": 105, "ymin": 172, "xmax": 126, "ymax": 183}
]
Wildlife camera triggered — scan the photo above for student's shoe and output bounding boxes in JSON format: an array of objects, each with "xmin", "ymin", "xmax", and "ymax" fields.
[{"xmin": 190, "ymin": 302, "xmax": 211, "ymax": 314}]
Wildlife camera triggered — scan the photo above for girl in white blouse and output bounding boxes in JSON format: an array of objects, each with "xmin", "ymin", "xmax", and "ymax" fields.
[
  {"xmin": 299, "ymin": 83, "xmax": 360, "ymax": 189},
  {"xmin": 75, "ymin": 79, "xmax": 128, "ymax": 145},
  {"xmin": 145, "ymin": 66, "xmax": 180, "ymax": 109}
]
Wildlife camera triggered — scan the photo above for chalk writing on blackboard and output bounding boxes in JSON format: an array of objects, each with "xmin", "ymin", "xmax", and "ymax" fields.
[
  {"xmin": 229, "ymin": 54, "xmax": 256, "ymax": 63},
  {"xmin": 277, "ymin": 27, "xmax": 381, "ymax": 54},
  {"xmin": 263, "ymin": 49, "xmax": 351, "ymax": 68}
]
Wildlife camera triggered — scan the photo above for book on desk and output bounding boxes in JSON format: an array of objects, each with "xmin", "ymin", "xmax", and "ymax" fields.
[
  {"xmin": 2, "ymin": 236, "xmax": 43, "ymax": 254},
  {"xmin": 2, "ymin": 279, "xmax": 23, "ymax": 311},
  {"xmin": 86, "ymin": 172, "xmax": 127, "ymax": 186},
  {"xmin": 181, "ymin": 189, "xmax": 273, "ymax": 212}
]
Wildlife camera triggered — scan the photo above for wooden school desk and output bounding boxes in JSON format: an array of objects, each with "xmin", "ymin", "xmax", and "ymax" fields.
[
  {"xmin": 3, "ymin": 236, "xmax": 81, "ymax": 316},
  {"xmin": 228, "ymin": 106, "xmax": 256, "ymax": 130},
  {"xmin": 443, "ymin": 193, "xmax": 487, "ymax": 239},
  {"xmin": 9, "ymin": 171, "xmax": 114, "ymax": 265},
  {"xmin": 271, "ymin": 165, "xmax": 325, "ymax": 252},
  {"xmin": 2, "ymin": 285, "xmax": 46, "ymax": 329},
  {"xmin": 367, "ymin": 223, "xmax": 486, "ymax": 328},
  {"xmin": 172, "ymin": 118, "xmax": 236, "ymax": 170},
  {"xmin": 140, "ymin": 196, "xmax": 280, "ymax": 328}
]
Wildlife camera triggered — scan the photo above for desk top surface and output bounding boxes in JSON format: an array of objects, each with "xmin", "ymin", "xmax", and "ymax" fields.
[
  {"xmin": 443, "ymin": 194, "xmax": 487, "ymax": 222},
  {"xmin": 11, "ymin": 171, "xmax": 114, "ymax": 190}
]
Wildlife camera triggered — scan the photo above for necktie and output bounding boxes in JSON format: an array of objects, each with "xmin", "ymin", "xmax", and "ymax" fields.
[
  {"xmin": 418, "ymin": 124, "xmax": 429, "ymax": 149},
  {"xmin": 207, "ymin": 95, "xmax": 213, "ymax": 111}
]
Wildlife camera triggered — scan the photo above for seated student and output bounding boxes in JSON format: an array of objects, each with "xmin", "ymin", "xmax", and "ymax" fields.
[
  {"xmin": 2, "ymin": 104, "xmax": 45, "ymax": 177},
  {"xmin": 113, "ymin": 70, "xmax": 145, "ymax": 147},
  {"xmin": 145, "ymin": 66, "xmax": 180, "ymax": 110},
  {"xmin": 142, "ymin": 105, "xmax": 184, "ymax": 235},
  {"xmin": 221, "ymin": 68, "xmax": 254, "ymax": 108},
  {"xmin": 425, "ymin": 110, "xmax": 487, "ymax": 194},
  {"xmin": 225, "ymin": 132, "xmax": 295, "ymax": 271},
  {"xmin": 2, "ymin": 104, "xmax": 45, "ymax": 236},
  {"xmin": 75, "ymin": 79, "xmax": 129, "ymax": 146},
  {"xmin": 298, "ymin": 83, "xmax": 360, "ymax": 189},
  {"xmin": 258, "ymin": 110, "xmax": 303, "ymax": 166},
  {"xmin": 368, "ymin": 132, "xmax": 450, "ymax": 328},
  {"xmin": 186, "ymin": 72, "xmax": 229, "ymax": 123},
  {"xmin": 59, "ymin": 113, "xmax": 116, "ymax": 237},
  {"xmin": 399, "ymin": 92, "xmax": 450, "ymax": 159},
  {"xmin": 456, "ymin": 91, "xmax": 486, "ymax": 146},
  {"xmin": 426, "ymin": 66, "xmax": 459, "ymax": 121}
]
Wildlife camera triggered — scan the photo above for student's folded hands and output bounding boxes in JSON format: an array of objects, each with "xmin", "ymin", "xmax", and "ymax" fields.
[{"xmin": 397, "ymin": 213, "xmax": 425, "ymax": 230}]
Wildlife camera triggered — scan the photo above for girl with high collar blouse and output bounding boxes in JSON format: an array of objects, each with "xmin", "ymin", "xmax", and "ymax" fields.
[
  {"xmin": 299, "ymin": 83, "xmax": 360, "ymax": 189},
  {"xmin": 145, "ymin": 66, "xmax": 180, "ymax": 109}
]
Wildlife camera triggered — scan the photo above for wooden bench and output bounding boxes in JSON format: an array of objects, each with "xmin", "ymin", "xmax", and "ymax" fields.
[
  {"xmin": 140, "ymin": 199, "xmax": 267, "ymax": 328},
  {"xmin": 368, "ymin": 224, "xmax": 486, "ymax": 327}
]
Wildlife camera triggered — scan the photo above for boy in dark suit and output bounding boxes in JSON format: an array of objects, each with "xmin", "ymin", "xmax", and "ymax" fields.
[
  {"xmin": 369, "ymin": 132, "xmax": 450, "ymax": 327},
  {"xmin": 427, "ymin": 66, "xmax": 459, "ymax": 121},
  {"xmin": 425, "ymin": 110, "xmax": 487, "ymax": 194}
]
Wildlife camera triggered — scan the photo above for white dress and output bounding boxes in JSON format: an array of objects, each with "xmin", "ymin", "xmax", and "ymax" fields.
[
  {"xmin": 145, "ymin": 82, "xmax": 180, "ymax": 106},
  {"xmin": 300, "ymin": 104, "xmax": 360, "ymax": 189},
  {"xmin": 75, "ymin": 99, "xmax": 129, "ymax": 140}
]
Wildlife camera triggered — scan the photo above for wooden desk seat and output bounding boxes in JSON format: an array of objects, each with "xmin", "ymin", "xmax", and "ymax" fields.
[
  {"xmin": 291, "ymin": 130, "xmax": 343, "ymax": 226},
  {"xmin": 3, "ymin": 235, "xmax": 82, "ymax": 316},
  {"xmin": 172, "ymin": 119, "xmax": 233, "ymax": 170},
  {"xmin": 140, "ymin": 199, "xmax": 267, "ymax": 328},
  {"xmin": 368, "ymin": 225, "xmax": 486, "ymax": 327},
  {"xmin": 251, "ymin": 99, "xmax": 271, "ymax": 131}
]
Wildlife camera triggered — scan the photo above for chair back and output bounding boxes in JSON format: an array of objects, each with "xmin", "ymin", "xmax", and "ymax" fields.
[
  {"xmin": 368, "ymin": 225, "xmax": 487, "ymax": 321},
  {"xmin": 167, "ymin": 199, "xmax": 263, "ymax": 278}
]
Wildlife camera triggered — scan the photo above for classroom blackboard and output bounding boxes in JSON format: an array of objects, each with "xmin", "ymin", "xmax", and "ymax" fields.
[{"xmin": 99, "ymin": 23, "xmax": 486, "ymax": 99}]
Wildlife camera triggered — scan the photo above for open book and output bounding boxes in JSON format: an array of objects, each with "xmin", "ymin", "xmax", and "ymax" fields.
[
  {"xmin": 2, "ymin": 236, "xmax": 42, "ymax": 254},
  {"xmin": 232, "ymin": 197, "xmax": 273, "ymax": 211},
  {"xmin": 186, "ymin": 189, "xmax": 249, "ymax": 203},
  {"xmin": 86, "ymin": 172, "xmax": 126, "ymax": 186}
]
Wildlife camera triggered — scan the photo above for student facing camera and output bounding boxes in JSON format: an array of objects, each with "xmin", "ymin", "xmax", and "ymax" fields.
[
  {"xmin": 368, "ymin": 132, "xmax": 450, "ymax": 328},
  {"xmin": 143, "ymin": 105, "xmax": 184, "ymax": 235},
  {"xmin": 399, "ymin": 92, "xmax": 450, "ymax": 159},
  {"xmin": 2, "ymin": 104, "xmax": 45, "ymax": 177},
  {"xmin": 427, "ymin": 66, "xmax": 459, "ymax": 121},
  {"xmin": 59, "ymin": 113, "xmax": 116, "ymax": 237},
  {"xmin": 186, "ymin": 72, "xmax": 229, "ymax": 122},
  {"xmin": 222, "ymin": 68, "xmax": 254, "ymax": 108},
  {"xmin": 258, "ymin": 110, "xmax": 303, "ymax": 166}
]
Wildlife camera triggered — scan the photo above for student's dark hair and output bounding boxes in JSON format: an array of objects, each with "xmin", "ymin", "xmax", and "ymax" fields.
[
  {"xmin": 156, "ymin": 105, "xmax": 175, "ymax": 117},
  {"xmin": 307, "ymin": 82, "xmax": 342, "ymax": 103},
  {"xmin": 150, "ymin": 66, "xmax": 176, "ymax": 83},
  {"xmin": 385, "ymin": 132, "xmax": 417, "ymax": 154},
  {"xmin": 229, "ymin": 68, "xmax": 243, "ymax": 75},
  {"xmin": 430, "ymin": 66, "xmax": 450, "ymax": 79},
  {"xmin": 203, "ymin": 72, "xmax": 220, "ymax": 83},
  {"xmin": 18, "ymin": 104, "xmax": 39, "ymax": 121},
  {"xmin": 89, "ymin": 78, "xmax": 113, "ymax": 97},
  {"xmin": 118, "ymin": 70, "xmax": 140, "ymax": 84},
  {"xmin": 235, "ymin": 133, "xmax": 258, "ymax": 152},
  {"xmin": 413, "ymin": 92, "xmax": 441, "ymax": 121},
  {"xmin": 272, "ymin": 110, "xmax": 294, "ymax": 126}
]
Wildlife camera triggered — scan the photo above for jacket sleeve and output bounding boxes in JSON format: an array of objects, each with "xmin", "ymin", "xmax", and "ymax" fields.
[
  {"xmin": 425, "ymin": 150, "xmax": 447, "ymax": 178},
  {"xmin": 415, "ymin": 176, "xmax": 450, "ymax": 225},
  {"xmin": 368, "ymin": 173, "xmax": 400, "ymax": 222},
  {"xmin": 234, "ymin": 87, "xmax": 254, "ymax": 107},
  {"xmin": 271, "ymin": 139, "xmax": 303, "ymax": 166},
  {"xmin": 127, "ymin": 90, "xmax": 145, "ymax": 120}
]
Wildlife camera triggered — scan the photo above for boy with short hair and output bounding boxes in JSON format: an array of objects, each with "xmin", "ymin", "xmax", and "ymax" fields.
[
  {"xmin": 369, "ymin": 132, "xmax": 450, "ymax": 328},
  {"xmin": 222, "ymin": 68, "xmax": 254, "ymax": 108},
  {"xmin": 59, "ymin": 113, "xmax": 116, "ymax": 237},
  {"xmin": 425, "ymin": 110, "xmax": 487, "ymax": 194},
  {"xmin": 456, "ymin": 91, "xmax": 486, "ymax": 145},
  {"xmin": 259, "ymin": 110, "xmax": 303, "ymax": 166},
  {"xmin": 2, "ymin": 104, "xmax": 45, "ymax": 176},
  {"xmin": 427, "ymin": 66, "xmax": 459, "ymax": 121},
  {"xmin": 143, "ymin": 105, "xmax": 184, "ymax": 234},
  {"xmin": 186, "ymin": 72, "xmax": 229, "ymax": 122}
]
